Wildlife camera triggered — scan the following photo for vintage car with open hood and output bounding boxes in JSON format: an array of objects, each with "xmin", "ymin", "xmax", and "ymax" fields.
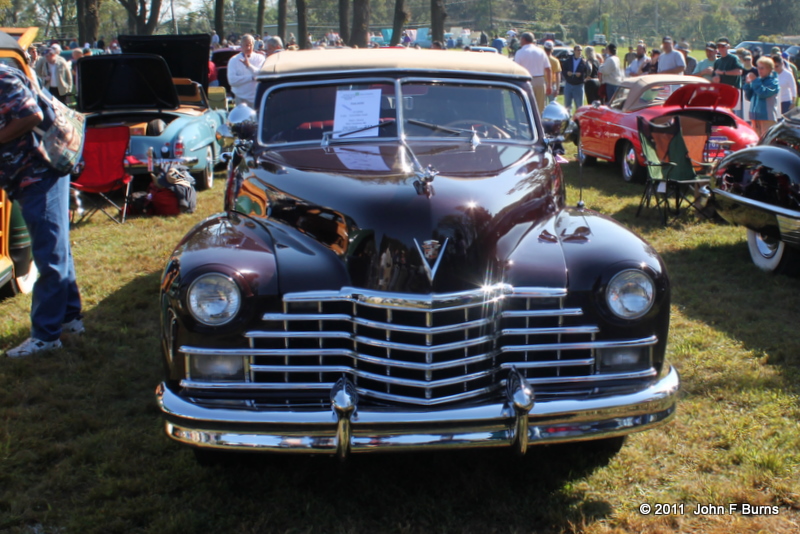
[
  {"xmin": 572, "ymin": 75, "xmax": 758, "ymax": 182},
  {"xmin": 712, "ymin": 108, "xmax": 800, "ymax": 275},
  {"xmin": 0, "ymin": 29, "xmax": 39, "ymax": 298},
  {"xmin": 156, "ymin": 49, "xmax": 680, "ymax": 460},
  {"xmin": 75, "ymin": 34, "xmax": 226, "ymax": 190}
]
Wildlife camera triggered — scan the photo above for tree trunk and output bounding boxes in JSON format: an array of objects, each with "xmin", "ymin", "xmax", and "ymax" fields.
[
  {"xmin": 390, "ymin": 0, "xmax": 408, "ymax": 46},
  {"xmin": 278, "ymin": 0, "xmax": 287, "ymax": 41},
  {"xmin": 116, "ymin": 0, "xmax": 163, "ymax": 35},
  {"xmin": 84, "ymin": 0, "xmax": 100, "ymax": 45},
  {"xmin": 430, "ymin": 0, "xmax": 446, "ymax": 43},
  {"xmin": 76, "ymin": 0, "xmax": 86, "ymax": 45},
  {"xmin": 257, "ymin": 0, "xmax": 266, "ymax": 38},
  {"xmin": 338, "ymin": 0, "xmax": 350, "ymax": 44},
  {"xmin": 296, "ymin": 0, "xmax": 308, "ymax": 49},
  {"xmin": 350, "ymin": 0, "xmax": 370, "ymax": 48},
  {"xmin": 214, "ymin": 0, "xmax": 225, "ymax": 40}
]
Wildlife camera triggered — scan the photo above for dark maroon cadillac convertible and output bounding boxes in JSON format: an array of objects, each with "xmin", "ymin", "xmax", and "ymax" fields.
[{"xmin": 156, "ymin": 49, "xmax": 679, "ymax": 460}]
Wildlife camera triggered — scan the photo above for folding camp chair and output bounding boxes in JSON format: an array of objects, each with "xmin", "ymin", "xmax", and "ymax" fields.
[
  {"xmin": 70, "ymin": 126, "xmax": 133, "ymax": 224},
  {"xmin": 636, "ymin": 116, "xmax": 712, "ymax": 225}
]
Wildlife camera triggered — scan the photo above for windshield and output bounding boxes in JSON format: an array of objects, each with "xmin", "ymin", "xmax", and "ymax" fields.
[
  {"xmin": 631, "ymin": 83, "xmax": 688, "ymax": 109},
  {"xmin": 260, "ymin": 80, "xmax": 534, "ymax": 144}
]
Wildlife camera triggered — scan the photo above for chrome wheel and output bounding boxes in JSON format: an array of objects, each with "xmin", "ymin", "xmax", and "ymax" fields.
[{"xmin": 621, "ymin": 142, "xmax": 642, "ymax": 182}]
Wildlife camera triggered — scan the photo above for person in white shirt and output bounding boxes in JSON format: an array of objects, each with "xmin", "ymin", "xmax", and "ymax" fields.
[
  {"xmin": 657, "ymin": 36, "xmax": 686, "ymax": 75},
  {"xmin": 625, "ymin": 43, "xmax": 648, "ymax": 77},
  {"xmin": 773, "ymin": 54, "xmax": 797, "ymax": 115},
  {"xmin": 513, "ymin": 32, "xmax": 551, "ymax": 114},
  {"xmin": 598, "ymin": 43, "xmax": 623, "ymax": 103},
  {"xmin": 227, "ymin": 34, "xmax": 266, "ymax": 108}
]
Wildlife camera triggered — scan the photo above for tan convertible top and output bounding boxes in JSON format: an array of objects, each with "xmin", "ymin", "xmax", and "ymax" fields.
[{"xmin": 258, "ymin": 48, "xmax": 531, "ymax": 79}]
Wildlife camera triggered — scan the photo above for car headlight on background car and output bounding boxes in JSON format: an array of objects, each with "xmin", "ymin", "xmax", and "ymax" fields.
[
  {"xmin": 187, "ymin": 273, "xmax": 241, "ymax": 326},
  {"xmin": 605, "ymin": 269, "xmax": 655, "ymax": 320}
]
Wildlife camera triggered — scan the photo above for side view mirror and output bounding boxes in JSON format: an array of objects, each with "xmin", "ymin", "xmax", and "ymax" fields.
[
  {"xmin": 225, "ymin": 103, "xmax": 258, "ymax": 142},
  {"xmin": 541, "ymin": 101, "xmax": 572, "ymax": 139}
]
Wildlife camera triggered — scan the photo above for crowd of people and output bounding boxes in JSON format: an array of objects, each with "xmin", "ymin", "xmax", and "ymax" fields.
[{"xmin": 510, "ymin": 31, "xmax": 798, "ymax": 135}]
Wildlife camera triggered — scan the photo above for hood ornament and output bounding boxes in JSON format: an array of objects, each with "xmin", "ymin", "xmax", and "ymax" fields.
[{"xmin": 414, "ymin": 238, "xmax": 449, "ymax": 283}]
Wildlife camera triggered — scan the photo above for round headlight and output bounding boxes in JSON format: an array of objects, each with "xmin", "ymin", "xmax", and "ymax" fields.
[
  {"xmin": 606, "ymin": 270, "xmax": 655, "ymax": 320},
  {"xmin": 187, "ymin": 274, "xmax": 241, "ymax": 326}
]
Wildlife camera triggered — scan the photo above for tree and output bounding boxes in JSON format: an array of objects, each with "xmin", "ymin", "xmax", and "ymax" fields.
[
  {"xmin": 76, "ymin": 0, "xmax": 101, "ymax": 45},
  {"xmin": 350, "ymin": 0, "xmax": 369, "ymax": 48},
  {"xmin": 214, "ymin": 0, "xmax": 224, "ymax": 40},
  {"xmin": 338, "ymin": 0, "xmax": 350, "ymax": 44},
  {"xmin": 257, "ymin": 0, "xmax": 266, "ymax": 38},
  {"xmin": 278, "ymin": 0, "xmax": 287, "ymax": 41},
  {"xmin": 296, "ymin": 0, "xmax": 308, "ymax": 48},
  {"xmin": 390, "ymin": 0, "xmax": 408, "ymax": 46},
  {"xmin": 746, "ymin": 0, "xmax": 800, "ymax": 38},
  {"xmin": 116, "ymin": 0, "xmax": 162, "ymax": 34},
  {"xmin": 430, "ymin": 0, "xmax": 446, "ymax": 43}
]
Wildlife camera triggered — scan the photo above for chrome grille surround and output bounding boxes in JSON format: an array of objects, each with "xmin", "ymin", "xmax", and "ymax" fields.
[{"xmin": 180, "ymin": 284, "xmax": 658, "ymax": 406}]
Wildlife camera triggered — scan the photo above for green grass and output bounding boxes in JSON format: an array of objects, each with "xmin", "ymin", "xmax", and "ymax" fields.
[{"xmin": 1, "ymin": 158, "xmax": 799, "ymax": 533}]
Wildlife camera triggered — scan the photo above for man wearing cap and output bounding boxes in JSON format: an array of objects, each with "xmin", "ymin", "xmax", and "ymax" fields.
[
  {"xmin": 514, "ymin": 32, "xmax": 552, "ymax": 114},
  {"xmin": 562, "ymin": 44, "xmax": 588, "ymax": 111},
  {"xmin": 712, "ymin": 37, "xmax": 743, "ymax": 88},
  {"xmin": 35, "ymin": 46, "xmax": 72, "ymax": 103},
  {"xmin": 543, "ymin": 40, "xmax": 561, "ymax": 103},
  {"xmin": 693, "ymin": 42, "xmax": 718, "ymax": 81},
  {"xmin": 657, "ymin": 36, "xmax": 686, "ymax": 74}
]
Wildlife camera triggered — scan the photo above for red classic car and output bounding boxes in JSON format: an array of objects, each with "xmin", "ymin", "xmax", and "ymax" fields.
[{"xmin": 572, "ymin": 75, "xmax": 758, "ymax": 182}]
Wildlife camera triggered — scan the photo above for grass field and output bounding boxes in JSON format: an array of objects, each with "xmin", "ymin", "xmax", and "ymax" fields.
[{"xmin": 1, "ymin": 155, "xmax": 799, "ymax": 533}]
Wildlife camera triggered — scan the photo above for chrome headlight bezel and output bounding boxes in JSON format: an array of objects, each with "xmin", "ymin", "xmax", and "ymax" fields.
[
  {"xmin": 605, "ymin": 269, "xmax": 656, "ymax": 320},
  {"xmin": 187, "ymin": 273, "xmax": 242, "ymax": 326}
]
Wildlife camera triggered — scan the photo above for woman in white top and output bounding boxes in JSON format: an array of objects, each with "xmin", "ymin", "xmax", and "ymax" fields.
[{"xmin": 598, "ymin": 43, "xmax": 623, "ymax": 103}]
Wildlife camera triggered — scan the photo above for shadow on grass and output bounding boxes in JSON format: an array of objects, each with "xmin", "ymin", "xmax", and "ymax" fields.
[
  {"xmin": 659, "ymin": 240, "xmax": 800, "ymax": 395},
  {"xmin": 190, "ymin": 441, "xmax": 619, "ymax": 532}
]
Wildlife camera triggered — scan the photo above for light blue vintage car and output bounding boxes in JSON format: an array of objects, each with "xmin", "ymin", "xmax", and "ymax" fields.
[{"xmin": 75, "ymin": 35, "xmax": 226, "ymax": 190}]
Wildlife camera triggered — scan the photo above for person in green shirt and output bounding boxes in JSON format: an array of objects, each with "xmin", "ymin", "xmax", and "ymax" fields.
[{"xmin": 712, "ymin": 37, "xmax": 744, "ymax": 89}]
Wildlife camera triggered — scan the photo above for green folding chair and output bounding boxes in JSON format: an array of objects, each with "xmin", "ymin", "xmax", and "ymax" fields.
[{"xmin": 636, "ymin": 115, "xmax": 711, "ymax": 225}]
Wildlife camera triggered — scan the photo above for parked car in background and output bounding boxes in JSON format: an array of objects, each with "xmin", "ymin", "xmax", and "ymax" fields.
[
  {"xmin": 572, "ymin": 75, "xmax": 759, "ymax": 182},
  {"xmin": 75, "ymin": 35, "xmax": 227, "ymax": 190},
  {"xmin": 733, "ymin": 41, "xmax": 791, "ymax": 54},
  {"xmin": 156, "ymin": 48, "xmax": 679, "ymax": 461},
  {"xmin": 712, "ymin": 108, "xmax": 800, "ymax": 275},
  {"xmin": 0, "ymin": 29, "xmax": 39, "ymax": 297},
  {"xmin": 210, "ymin": 46, "xmax": 239, "ymax": 98}
]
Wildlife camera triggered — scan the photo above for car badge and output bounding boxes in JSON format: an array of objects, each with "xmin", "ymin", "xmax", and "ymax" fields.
[{"xmin": 414, "ymin": 238, "xmax": 449, "ymax": 283}]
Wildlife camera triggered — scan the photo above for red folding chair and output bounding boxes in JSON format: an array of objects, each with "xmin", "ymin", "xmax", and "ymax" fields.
[{"xmin": 70, "ymin": 126, "xmax": 133, "ymax": 224}]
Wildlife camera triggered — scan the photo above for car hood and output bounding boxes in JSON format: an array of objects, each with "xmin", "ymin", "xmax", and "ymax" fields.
[
  {"xmin": 119, "ymin": 34, "xmax": 211, "ymax": 89},
  {"xmin": 76, "ymin": 54, "xmax": 180, "ymax": 112},
  {"xmin": 240, "ymin": 142, "xmax": 569, "ymax": 293},
  {"xmin": 664, "ymin": 82, "xmax": 739, "ymax": 109}
]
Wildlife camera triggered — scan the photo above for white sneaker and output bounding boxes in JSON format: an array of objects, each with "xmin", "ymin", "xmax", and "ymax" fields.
[
  {"xmin": 62, "ymin": 317, "xmax": 85, "ymax": 336},
  {"xmin": 6, "ymin": 337, "xmax": 63, "ymax": 358}
]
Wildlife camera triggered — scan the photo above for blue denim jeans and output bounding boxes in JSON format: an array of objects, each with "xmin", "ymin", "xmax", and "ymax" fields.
[
  {"xmin": 563, "ymin": 83, "xmax": 585, "ymax": 112},
  {"xmin": 15, "ymin": 174, "xmax": 81, "ymax": 342}
]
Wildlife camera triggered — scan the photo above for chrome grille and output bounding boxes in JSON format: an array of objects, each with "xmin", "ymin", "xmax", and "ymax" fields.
[{"xmin": 180, "ymin": 284, "xmax": 658, "ymax": 406}]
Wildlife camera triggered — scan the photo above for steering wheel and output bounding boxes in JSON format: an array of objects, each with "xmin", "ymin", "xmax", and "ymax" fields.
[{"xmin": 444, "ymin": 120, "xmax": 511, "ymax": 139}]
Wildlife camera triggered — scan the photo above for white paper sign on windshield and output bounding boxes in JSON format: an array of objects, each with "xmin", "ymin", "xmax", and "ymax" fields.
[{"xmin": 333, "ymin": 89, "xmax": 382, "ymax": 138}]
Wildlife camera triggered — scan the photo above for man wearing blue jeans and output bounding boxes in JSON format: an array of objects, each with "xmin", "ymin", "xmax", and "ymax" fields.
[
  {"xmin": 0, "ymin": 63, "xmax": 83, "ymax": 358},
  {"xmin": 562, "ymin": 45, "xmax": 588, "ymax": 112}
]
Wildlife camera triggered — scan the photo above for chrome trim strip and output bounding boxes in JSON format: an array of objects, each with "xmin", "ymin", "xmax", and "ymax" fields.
[
  {"xmin": 499, "ymin": 336, "xmax": 657, "ymax": 353},
  {"xmin": 353, "ymin": 334, "xmax": 493, "ymax": 353},
  {"xmin": 259, "ymin": 314, "xmax": 493, "ymax": 335},
  {"xmin": 713, "ymin": 188, "xmax": 800, "ymax": 221},
  {"xmin": 500, "ymin": 326, "xmax": 600, "ymax": 336},
  {"xmin": 158, "ymin": 366, "xmax": 679, "ymax": 454},
  {"xmin": 501, "ymin": 308, "xmax": 582, "ymax": 318}
]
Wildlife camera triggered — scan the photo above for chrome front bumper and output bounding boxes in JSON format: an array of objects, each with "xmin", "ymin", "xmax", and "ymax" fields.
[{"xmin": 156, "ymin": 366, "xmax": 679, "ymax": 458}]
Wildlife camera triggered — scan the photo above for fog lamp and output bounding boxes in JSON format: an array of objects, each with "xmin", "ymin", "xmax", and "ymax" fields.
[
  {"xmin": 189, "ymin": 354, "xmax": 246, "ymax": 382},
  {"xmin": 598, "ymin": 347, "xmax": 649, "ymax": 373}
]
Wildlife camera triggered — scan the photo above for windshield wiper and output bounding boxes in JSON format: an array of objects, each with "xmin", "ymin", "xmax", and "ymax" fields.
[
  {"xmin": 406, "ymin": 119, "xmax": 483, "ymax": 149},
  {"xmin": 321, "ymin": 120, "xmax": 396, "ymax": 147},
  {"xmin": 405, "ymin": 119, "xmax": 468, "ymax": 135}
]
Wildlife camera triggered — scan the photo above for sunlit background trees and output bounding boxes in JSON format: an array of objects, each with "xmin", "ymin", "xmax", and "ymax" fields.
[{"xmin": 1, "ymin": 0, "xmax": 798, "ymax": 52}]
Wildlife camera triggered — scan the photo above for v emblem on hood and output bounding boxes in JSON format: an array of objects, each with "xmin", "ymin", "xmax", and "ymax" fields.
[{"xmin": 414, "ymin": 238, "xmax": 449, "ymax": 284}]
